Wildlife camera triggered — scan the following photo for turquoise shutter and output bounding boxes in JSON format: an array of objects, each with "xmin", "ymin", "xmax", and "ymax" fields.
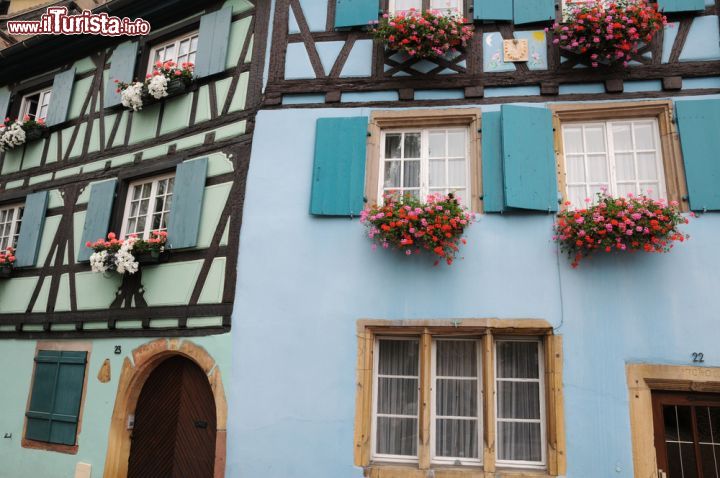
[
  {"xmin": 335, "ymin": 0, "xmax": 379, "ymax": 29},
  {"xmin": 481, "ymin": 112, "xmax": 505, "ymax": 213},
  {"xmin": 45, "ymin": 67, "xmax": 76, "ymax": 127},
  {"xmin": 658, "ymin": 0, "xmax": 704, "ymax": 12},
  {"xmin": 26, "ymin": 351, "xmax": 87, "ymax": 446},
  {"xmin": 310, "ymin": 117, "xmax": 368, "ymax": 216},
  {"xmin": 167, "ymin": 157, "xmax": 208, "ymax": 249},
  {"xmin": 501, "ymin": 105, "xmax": 558, "ymax": 212},
  {"xmin": 676, "ymin": 99, "xmax": 720, "ymax": 211},
  {"xmin": 195, "ymin": 7, "xmax": 232, "ymax": 78},
  {"xmin": 78, "ymin": 179, "xmax": 117, "ymax": 261},
  {"xmin": 104, "ymin": 42, "xmax": 138, "ymax": 108},
  {"xmin": 474, "ymin": 0, "xmax": 513, "ymax": 21},
  {"xmin": 0, "ymin": 86, "xmax": 10, "ymax": 119},
  {"xmin": 14, "ymin": 190, "xmax": 48, "ymax": 267},
  {"xmin": 513, "ymin": 0, "xmax": 556, "ymax": 25}
]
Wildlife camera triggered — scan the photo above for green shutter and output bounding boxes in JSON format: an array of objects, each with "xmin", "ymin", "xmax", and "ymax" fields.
[
  {"xmin": 195, "ymin": 7, "xmax": 232, "ymax": 78},
  {"xmin": 104, "ymin": 42, "xmax": 138, "ymax": 108},
  {"xmin": 26, "ymin": 351, "xmax": 86, "ymax": 446},
  {"xmin": 676, "ymin": 99, "xmax": 720, "ymax": 211},
  {"xmin": 310, "ymin": 117, "xmax": 368, "ymax": 216},
  {"xmin": 513, "ymin": 0, "xmax": 556, "ymax": 25},
  {"xmin": 474, "ymin": 0, "xmax": 513, "ymax": 21},
  {"xmin": 14, "ymin": 190, "xmax": 48, "ymax": 268},
  {"xmin": 501, "ymin": 105, "xmax": 558, "ymax": 212},
  {"xmin": 0, "ymin": 86, "xmax": 10, "ymax": 120},
  {"xmin": 78, "ymin": 179, "xmax": 117, "ymax": 261},
  {"xmin": 45, "ymin": 68, "xmax": 76, "ymax": 127},
  {"xmin": 167, "ymin": 157, "xmax": 208, "ymax": 249},
  {"xmin": 481, "ymin": 111, "xmax": 505, "ymax": 213},
  {"xmin": 658, "ymin": 0, "xmax": 705, "ymax": 12},
  {"xmin": 335, "ymin": 0, "xmax": 379, "ymax": 29}
]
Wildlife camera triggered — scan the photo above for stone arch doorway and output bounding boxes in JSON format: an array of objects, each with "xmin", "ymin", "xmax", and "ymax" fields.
[{"xmin": 103, "ymin": 339, "xmax": 227, "ymax": 478}]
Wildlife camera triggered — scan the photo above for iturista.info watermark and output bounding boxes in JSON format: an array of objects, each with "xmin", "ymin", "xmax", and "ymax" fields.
[{"xmin": 6, "ymin": 6, "xmax": 151, "ymax": 36}]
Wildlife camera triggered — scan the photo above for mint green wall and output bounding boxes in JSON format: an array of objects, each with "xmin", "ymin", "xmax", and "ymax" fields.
[{"xmin": 0, "ymin": 334, "xmax": 231, "ymax": 478}]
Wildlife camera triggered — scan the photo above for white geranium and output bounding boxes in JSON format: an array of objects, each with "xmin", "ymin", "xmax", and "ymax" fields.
[
  {"xmin": 147, "ymin": 74, "xmax": 168, "ymax": 100},
  {"xmin": 0, "ymin": 122, "xmax": 26, "ymax": 152},
  {"xmin": 89, "ymin": 250, "xmax": 110, "ymax": 273},
  {"xmin": 114, "ymin": 237, "xmax": 139, "ymax": 275},
  {"xmin": 120, "ymin": 82, "xmax": 144, "ymax": 111}
]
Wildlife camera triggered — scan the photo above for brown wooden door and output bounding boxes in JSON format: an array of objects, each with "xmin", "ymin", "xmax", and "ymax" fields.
[
  {"xmin": 652, "ymin": 391, "xmax": 720, "ymax": 478},
  {"xmin": 128, "ymin": 356, "xmax": 216, "ymax": 478}
]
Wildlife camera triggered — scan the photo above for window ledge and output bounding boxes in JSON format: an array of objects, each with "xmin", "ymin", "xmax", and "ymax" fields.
[
  {"xmin": 364, "ymin": 464, "xmax": 556, "ymax": 478},
  {"xmin": 21, "ymin": 437, "xmax": 78, "ymax": 455}
]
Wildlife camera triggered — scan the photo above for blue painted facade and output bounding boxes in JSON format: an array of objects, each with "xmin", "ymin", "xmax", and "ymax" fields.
[{"xmin": 227, "ymin": 2, "xmax": 720, "ymax": 478}]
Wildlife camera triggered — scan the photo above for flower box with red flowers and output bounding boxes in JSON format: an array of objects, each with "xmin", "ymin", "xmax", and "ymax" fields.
[
  {"xmin": 553, "ymin": 192, "xmax": 689, "ymax": 268},
  {"xmin": 548, "ymin": 0, "xmax": 666, "ymax": 68},
  {"xmin": 0, "ymin": 247, "xmax": 16, "ymax": 278},
  {"xmin": 86, "ymin": 231, "xmax": 169, "ymax": 275},
  {"xmin": 116, "ymin": 61, "xmax": 195, "ymax": 112},
  {"xmin": 371, "ymin": 9, "xmax": 473, "ymax": 59},
  {"xmin": 361, "ymin": 193, "xmax": 474, "ymax": 266}
]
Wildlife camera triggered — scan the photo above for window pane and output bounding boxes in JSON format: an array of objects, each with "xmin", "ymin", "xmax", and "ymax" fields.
[
  {"xmin": 637, "ymin": 152, "xmax": 659, "ymax": 180},
  {"xmin": 497, "ymin": 382, "xmax": 541, "ymax": 419},
  {"xmin": 437, "ymin": 379, "xmax": 477, "ymax": 417},
  {"xmin": 700, "ymin": 444, "xmax": 719, "ymax": 478},
  {"xmin": 393, "ymin": 0, "xmax": 422, "ymax": 12},
  {"xmin": 616, "ymin": 182, "xmax": 636, "ymax": 198},
  {"xmin": 612, "ymin": 124, "xmax": 633, "ymax": 151},
  {"xmin": 376, "ymin": 417, "xmax": 417, "ymax": 456},
  {"xmin": 385, "ymin": 134, "xmax": 402, "ymax": 159},
  {"xmin": 450, "ymin": 189, "xmax": 466, "ymax": 204},
  {"xmin": 496, "ymin": 342, "xmax": 539, "ymax": 379},
  {"xmin": 634, "ymin": 122, "xmax": 655, "ymax": 150},
  {"xmin": 429, "ymin": 159, "xmax": 445, "ymax": 188},
  {"xmin": 378, "ymin": 377, "xmax": 418, "ymax": 415},
  {"xmin": 566, "ymin": 155, "xmax": 585, "ymax": 183},
  {"xmin": 437, "ymin": 341, "xmax": 477, "ymax": 377},
  {"xmin": 498, "ymin": 422, "xmax": 542, "ymax": 462},
  {"xmin": 447, "ymin": 131, "xmax": 465, "ymax": 157},
  {"xmin": 586, "ymin": 154, "xmax": 608, "ymax": 182},
  {"xmin": 429, "ymin": 132, "xmax": 445, "ymax": 158},
  {"xmin": 563, "ymin": 127, "xmax": 584, "ymax": 154},
  {"xmin": 436, "ymin": 419, "xmax": 478, "ymax": 459},
  {"xmin": 403, "ymin": 161, "xmax": 420, "ymax": 188},
  {"xmin": 404, "ymin": 133, "xmax": 421, "ymax": 159},
  {"xmin": 584, "ymin": 125, "xmax": 606, "ymax": 153},
  {"xmin": 615, "ymin": 152, "xmax": 636, "ymax": 181},
  {"xmin": 378, "ymin": 339, "xmax": 419, "ymax": 376},
  {"xmin": 384, "ymin": 161, "xmax": 401, "ymax": 188},
  {"xmin": 448, "ymin": 159, "xmax": 466, "ymax": 186}
]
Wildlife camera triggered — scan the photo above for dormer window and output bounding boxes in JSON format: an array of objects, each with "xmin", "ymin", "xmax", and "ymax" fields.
[
  {"xmin": 147, "ymin": 31, "xmax": 199, "ymax": 74},
  {"xmin": 19, "ymin": 88, "xmax": 52, "ymax": 122},
  {"xmin": 389, "ymin": 0, "xmax": 462, "ymax": 15}
]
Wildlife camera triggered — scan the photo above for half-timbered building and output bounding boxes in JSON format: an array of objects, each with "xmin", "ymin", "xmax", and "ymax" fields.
[
  {"xmin": 230, "ymin": 1, "xmax": 720, "ymax": 477},
  {"xmin": 0, "ymin": 0, "xmax": 268, "ymax": 476}
]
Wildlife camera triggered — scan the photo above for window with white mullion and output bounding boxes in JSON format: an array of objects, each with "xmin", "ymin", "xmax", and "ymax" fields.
[
  {"xmin": 372, "ymin": 337, "xmax": 420, "ymax": 462},
  {"xmin": 389, "ymin": 0, "xmax": 463, "ymax": 14},
  {"xmin": 0, "ymin": 204, "xmax": 23, "ymax": 250},
  {"xmin": 495, "ymin": 339, "xmax": 546, "ymax": 468},
  {"xmin": 431, "ymin": 338, "xmax": 482, "ymax": 465},
  {"xmin": 148, "ymin": 32, "xmax": 199, "ymax": 74},
  {"xmin": 121, "ymin": 174, "xmax": 175, "ymax": 240},
  {"xmin": 20, "ymin": 88, "xmax": 52, "ymax": 122}
]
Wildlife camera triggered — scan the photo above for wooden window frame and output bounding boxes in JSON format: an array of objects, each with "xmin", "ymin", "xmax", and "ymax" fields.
[
  {"xmin": 120, "ymin": 172, "xmax": 175, "ymax": 240},
  {"xmin": 388, "ymin": 0, "xmax": 465, "ymax": 15},
  {"xmin": 551, "ymin": 101, "xmax": 689, "ymax": 212},
  {"xmin": 146, "ymin": 30, "xmax": 200, "ymax": 75},
  {"xmin": 19, "ymin": 86, "xmax": 52, "ymax": 122},
  {"xmin": 22, "ymin": 341, "xmax": 91, "ymax": 455},
  {"xmin": 0, "ymin": 202, "xmax": 23, "ymax": 250},
  {"xmin": 355, "ymin": 319, "xmax": 566, "ymax": 478},
  {"xmin": 626, "ymin": 364, "xmax": 720, "ymax": 478},
  {"xmin": 367, "ymin": 109, "xmax": 482, "ymax": 213}
]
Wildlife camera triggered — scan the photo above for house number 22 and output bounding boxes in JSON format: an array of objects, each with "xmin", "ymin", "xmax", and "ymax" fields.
[{"xmin": 692, "ymin": 352, "xmax": 705, "ymax": 363}]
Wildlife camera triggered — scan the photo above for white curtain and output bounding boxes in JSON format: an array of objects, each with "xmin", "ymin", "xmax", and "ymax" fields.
[
  {"xmin": 496, "ymin": 341, "xmax": 542, "ymax": 463},
  {"xmin": 376, "ymin": 339, "xmax": 419, "ymax": 457},
  {"xmin": 435, "ymin": 340, "xmax": 480, "ymax": 459}
]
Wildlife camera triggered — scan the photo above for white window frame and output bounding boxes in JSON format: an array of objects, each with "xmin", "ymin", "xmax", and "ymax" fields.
[
  {"xmin": 560, "ymin": 117, "xmax": 668, "ymax": 210},
  {"xmin": 147, "ymin": 30, "xmax": 200, "ymax": 74},
  {"xmin": 371, "ymin": 336, "xmax": 421, "ymax": 464},
  {"xmin": 120, "ymin": 173, "xmax": 175, "ymax": 240},
  {"xmin": 389, "ymin": 0, "xmax": 464, "ymax": 15},
  {"xmin": 0, "ymin": 203, "xmax": 23, "ymax": 251},
  {"xmin": 378, "ymin": 127, "xmax": 471, "ymax": 206},
  {"xmin": 430, "ymin": 337, "xmax": 483, "ymax": 466},
  {"xmin": 19, "ymin": 87, "xmax": 52, "ymax": 121},
  {"xmin": 494, "ymin": 337, "xmax": 546, "ymax": 469}
]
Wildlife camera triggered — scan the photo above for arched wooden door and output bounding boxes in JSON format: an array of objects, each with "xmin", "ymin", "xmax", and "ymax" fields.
[{"xmin": 127, "ymin": 356, "xmax": 216, "ymax": 478}]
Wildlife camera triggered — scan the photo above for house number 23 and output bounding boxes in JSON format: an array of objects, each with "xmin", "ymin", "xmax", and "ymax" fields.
[{"xmin": 692, "ymin": 352, "xmax": 705, "ymax": 363}]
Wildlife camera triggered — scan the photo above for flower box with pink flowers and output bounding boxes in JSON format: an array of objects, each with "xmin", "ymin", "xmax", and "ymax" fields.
[
  {"xmin": 548, "ymin": 0, "xmax": 665, "ymax": 68},
  {"xmin": 116, "ymin": 61, "xmax": 195, "ymax": 112},
  {"xmin": 553, "ymin": 192, "xmax": 689, "ymax": 268},
  {"xmin": 371, "ymin": 9, "xmax": 473, "ymax": 60},
  {"xmin": 0, "ymin": 247, "xmax": 16, "ymax": 278},
  {"xmin": 86, "ymin": 231, "xmax": 169, "ymax": 275},
  {"xmin": 0, "ymin": 117, "xmax": 49, "ymax": 152}
]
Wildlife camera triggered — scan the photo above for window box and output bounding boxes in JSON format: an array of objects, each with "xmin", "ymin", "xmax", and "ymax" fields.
[
  {"xmin": 0, "ymin": 118, "xmax": 47, "ymax": 151},
  {"xmin": 86, "ymin": 231, "xmax": 168, "ymax": 275},
  {"xmin": 0, "ymin": 264, "xmax": 12, "ymax": 278},
  {"xmin": 116, "ymin": 62, "xmax": 195, "ymax": 112},
  {"xmin": 134, "ymin": 249, "xmax": 170, "ymax": 265}
]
